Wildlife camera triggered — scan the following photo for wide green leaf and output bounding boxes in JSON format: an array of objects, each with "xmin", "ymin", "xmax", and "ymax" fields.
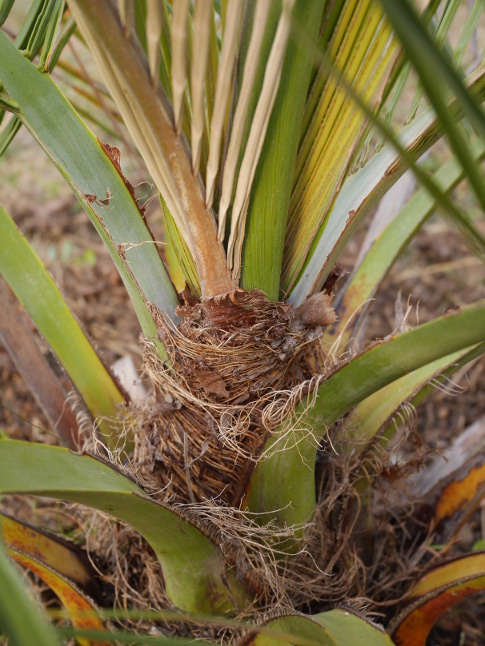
[
  {"xmin": 246, "ymin": 614, "xmax": 336, "ymax": 646},
  {"xmin": 63, "ymin": 608, "xmax": 393, "ymax": 646},
  {"xmin": 246, "ymin": 301, "xmax": 485, "ymax": 528},
  {"xmin": 0, "ymin": 440, "xmax": 250, "ymax": 614},
  {"xmin": 246, "ymin": 609, "xmax": 393, "ymax": 645},
  {"xmin": 314, "ymin": 609, "xmax": 394, "ymax": 646}
]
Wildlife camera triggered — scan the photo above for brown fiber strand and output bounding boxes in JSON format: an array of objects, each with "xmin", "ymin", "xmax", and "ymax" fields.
[{"xmin": 133, "ymin": 289, "xmax": 335, "ymax": 505}]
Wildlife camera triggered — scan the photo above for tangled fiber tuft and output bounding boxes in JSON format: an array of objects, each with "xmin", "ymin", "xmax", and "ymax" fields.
[{"xmin": 132, "ymin": 289, "xmax": 336, "ymax": 505}]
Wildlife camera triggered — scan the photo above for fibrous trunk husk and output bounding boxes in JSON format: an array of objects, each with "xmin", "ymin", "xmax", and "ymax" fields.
[
  {"xmin": 81, "ymin": 289, "xmax": 438, "ymax": 626},
  {"xmin": 132, "ymin": 288, "xmax": 336, "ymax": 506}
]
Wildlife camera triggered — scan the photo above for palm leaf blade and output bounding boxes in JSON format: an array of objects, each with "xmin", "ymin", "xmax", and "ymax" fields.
[{"xmin": 0, "ymin": 440, "xmax": 250, "ymax": 614}]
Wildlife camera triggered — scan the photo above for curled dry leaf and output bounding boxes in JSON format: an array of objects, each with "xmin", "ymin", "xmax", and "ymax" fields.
[
  {"xmin": 0, "ymin": 513, "xmax": 93, "ymax": 592},
  {"xmin": 194, "ymin": 370, "xmax": 230, "ymax": 398},
  {"xmin": 409, "ymin": 417, "xmax": 485, "ymax": 542},
  {"xmin": 7, "ymin": 549, "xmax": 107, "ymax": 645},
  {"xmin": 294, "ymin": 291, "xmax": 336, "ymax": 328},
  {"xmin": 391, "ymin": 553, "xmax": 485, "ymax": 646}
]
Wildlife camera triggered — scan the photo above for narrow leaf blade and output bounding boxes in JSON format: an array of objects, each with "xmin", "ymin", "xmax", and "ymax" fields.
[
  {"xmin": 289, "ymin": 67, "xmax": 485, "ymax": 305},
  {"xmin": 241, "ymin": 0, "xmax": 326, "ymax": 300},
  {"xmin": 0, "ymin": 539, "xmax": 61, "ymax": 646},
  {"xmin": 0, "ymin": 204, "xmax": 125, "ymax": 439},
  {"xmin": 332, "ymin": 138, "xmax": 485, "ymax": 345},
  {"xmin": 0, "ymin": 30, "xmax": 179, "ymax": 334}
]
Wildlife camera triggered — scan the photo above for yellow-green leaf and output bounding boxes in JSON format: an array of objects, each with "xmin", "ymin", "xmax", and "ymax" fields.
[
  {"xmin": 7, "ymin": 548, "xmax": 106, "ymax": 646},
  {"xmin": 0, "ymin": 513, "xmax": 91, "ymax": 590},
  {"xmin": 391, "ymin": 553, "xmax": 485, "ymax": 646}
]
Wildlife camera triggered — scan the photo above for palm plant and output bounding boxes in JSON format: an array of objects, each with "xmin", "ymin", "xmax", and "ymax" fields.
[{"xmin": 1, "ymin": 0, "xmax": 485, "ymax": 643}]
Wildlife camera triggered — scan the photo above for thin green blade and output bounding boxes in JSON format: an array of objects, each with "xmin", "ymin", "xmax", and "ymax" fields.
[
  {"xmin": 0, "ymin": 539, "xmax": 61, "ymax": 646},
  {"xmin": 289, "ymin": 65, "xmax": 485, "ymax": 305},
  {"xmin": 332, "ymin": 137, "xmax": 485, "ymax": 345},
  {"xmin": 0, "ymin": 204, "xmax": 125, "ymax": 439},
  {"xmin": 0, "ymin": 30, "xmax": 179, "ymax": 338},
  {"xmin": 344, "ymin": 344, "xmax": 485, "ymax": 454},
  {"xmin": 241, "ymin": 0, "xmax": 326, "ymax": 301},
  {"xmin": 380, "ymin": 0, "xmax": 485, "ymax": 215}
]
